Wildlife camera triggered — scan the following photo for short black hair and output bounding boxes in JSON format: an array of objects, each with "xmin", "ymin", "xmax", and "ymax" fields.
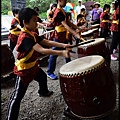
[
  {"xmin": 81, "ymin": 8, "xmax": 85, "ymax": 12},
  {"xmin": 77, "ymin": 14, "xmax": 84, "ymax": 22},
  {"xmin": 51, "ymin": 3, "xmax": 57, "ymax": 10},
  {"xmin": 66, "ymin": 12, "xmax": 72, "ymax": 19},
  {"xmin": 12, "ymin": 8, "xmax": 20, "ymax": 17},
  {"xmin": 18, "ymin": 7, "xmax": 38, "ymax": 27},
  {"xmin": 114, "ymin": 0, "xmax": 119, "ymax": 10},
  {"xmin": 90, "ymin": 5, "xmax": 94, "ymax": 8},
  {"xmin": 103, "ymin": 4, "xmax": 110, "ymax": 11},
  {"xmin": 34, "ymin": 7, "xmax": 39, "ymax": 12}
]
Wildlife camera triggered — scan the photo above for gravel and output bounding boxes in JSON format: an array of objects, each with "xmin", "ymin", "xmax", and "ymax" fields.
[{"xmin": 1, "ymin": 38, "xmax": 119, "ymax": 120}]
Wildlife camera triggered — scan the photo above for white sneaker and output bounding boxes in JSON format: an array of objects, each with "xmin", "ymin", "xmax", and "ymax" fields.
[
  {"xmin": 113, "ymin": 49, "xmax": 119, "ymax": 54},
  {"xmin": 111, "ymin": 54, "xmax": 117, "ymax": 60}
]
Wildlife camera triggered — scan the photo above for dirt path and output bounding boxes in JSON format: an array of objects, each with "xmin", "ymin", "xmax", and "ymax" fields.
[{"xmin": 1, "ymin": 39, "xmax": 119, "ymax": 120}]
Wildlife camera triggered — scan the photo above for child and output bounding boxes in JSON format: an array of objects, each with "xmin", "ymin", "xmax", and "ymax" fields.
[
  {"xmin": 46, "ymin": 0, "xmax": 84, "ymax": 80},
  {"xmin": 6, "ymin": 7, "xmax": 72, "ymax": 120},
  {"xmin": 8, "ymin": 8, "xmax": 22, "ymax": 51},
  {"xmin": 100, "ymin": 4, "xmax": 111, "ymax": 38},
  {"xmin": 110, "ymin": 0, "xmax": 119, "ymax": 60},
  {"xmin": 86, "ymin": 5, "xmax": 94, "ymax": 22},
  {"xmin": 80, "ymin": 8, "xmax": 86, "ymax": 17},
  {"xmin": 66, "ymin": 12, "xmax": 73, "ymax": 45},
  {"xmin": 48, "ymin": 3, "xmax": 57, "ymax": 22},
  {"xmin": 33, "ymin": 7, "xmax": 50, "ymax": 35},
  {"xmin": 77, "ymin": 14, "xmax": 86, "ymax": 27}
]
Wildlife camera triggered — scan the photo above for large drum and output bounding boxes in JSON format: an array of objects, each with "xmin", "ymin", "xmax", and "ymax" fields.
[
  {"xmin": 1, "ymin": 44, "xmax": 15, "ymax": 76},
  {"xmin": 59, "ymin": 55, "xmax": 116, "ymax": 119},
  {"xmin": 91, "ymin": 24, "xmax": 100, "ymax": 38},
  {"xmin": 77, "ymin": 38, "xmax": 110, "ymax": 65},
  {"xmin": 81, "ymin": 28, "xmax": 98, "ymax": 39}
]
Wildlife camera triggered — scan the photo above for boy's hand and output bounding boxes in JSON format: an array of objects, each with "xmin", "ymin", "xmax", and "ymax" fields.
[{"xmin": 62, "ymin": 50, "xmax": 70, "ymax": 58}]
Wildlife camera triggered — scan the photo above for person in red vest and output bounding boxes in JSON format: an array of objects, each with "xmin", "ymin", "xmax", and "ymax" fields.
[
  {"xmin": 6, "ymin": 7, "xmax": 72, "ymax": 120},
  {"xmin": 8, "ymin": 8, "xmax": 22, "ymax": 51},
  {"xmin": 46, "ymin": 0, "xmax": 85, "ymax": 80}
]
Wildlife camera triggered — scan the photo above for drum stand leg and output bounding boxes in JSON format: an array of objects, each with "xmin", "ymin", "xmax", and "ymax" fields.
[{"xmin": 62, "ymin": 106, "xmax": 82, "ymax": 120}]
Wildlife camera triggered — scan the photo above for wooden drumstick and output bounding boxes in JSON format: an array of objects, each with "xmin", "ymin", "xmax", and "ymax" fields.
[
  {"xmin": 39, "ymin": 29, "xmax": 55, "ymax": 36},
  {"xmin": 68, "ymin": 39, "xmax": 95, "ymax": 48}
]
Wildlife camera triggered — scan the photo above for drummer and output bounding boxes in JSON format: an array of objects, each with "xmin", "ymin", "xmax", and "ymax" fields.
[
  {"xmin": 46, "ymin": 0, "xmax": 84, "ymax": 80},
  {"xmin": 33, "ymin": 7, "xmax": 51, "ymax": 35},
  {"xmin": 6, "ymin": 7, "xmax": 72, "ymax": 120},
  {"xmin": 8, "ymin": 8, "xmax": 22, "ymax": 51},
  {"xmin": 47, "ymin": 3, "xmax": 57, "ymax": 22},
  {"xmin": 100, "ymin": 4, "xmax": 111, "ymax": 38}
]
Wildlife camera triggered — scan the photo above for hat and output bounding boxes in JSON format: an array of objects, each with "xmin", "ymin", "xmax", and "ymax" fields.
[
  {"xmin": 94, "ymin": 2, "xmax": 100, "ymax": 5},
  {"xmin": 112, "ymin": 1, "xmax": 115, "ymax": 4},
  {"xmin": 78, "ymin": 0, "xmax": 82, "ymax": 2}
]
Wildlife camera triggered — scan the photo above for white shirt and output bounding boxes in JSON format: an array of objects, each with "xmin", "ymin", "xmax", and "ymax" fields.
[{"xmin": 76, "ymin": 4, "xmax": 86, "ymax": 15}]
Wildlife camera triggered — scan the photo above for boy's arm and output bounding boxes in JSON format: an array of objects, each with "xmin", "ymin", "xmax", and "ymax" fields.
[
  {"xmin": 33, "ymin": 43, "xmax": 70, "ymax": 58},
  {"xmin": 39, "ymin": 39, "xmax": 71, "ymax": 48},
  {"xmin": 67, "ymin": 19, "xmax": 82, "ymax": 31},
  {"xmin": 61, "ymin": 20, "xmax": 81, "ymax": 39}
]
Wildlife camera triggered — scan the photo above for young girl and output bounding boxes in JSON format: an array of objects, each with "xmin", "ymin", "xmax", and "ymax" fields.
[
  {"xmin": 66, "ymin": 12, "xmax": 73, "ymax": 45},
  {"xmin": 110, "ymin": 0, "xmax": 119, "ymax": 60},
  {"xmin": 47, "ymin": 3, "xmax": 57, "ymax": 22},
  {"xmin": 8, "ymin": 8, "xmax": 22, "ymax": 51},
  {"xmin": 100, "ymin": 4, "xmax": 111, "ymax": 38},
  {"xmin": 6, "ymin": 7, "xmax": 72, "ymax": 120},
  {"xmin": 33, "ymin": 7, "xmax": 50, "ymax": 35}
]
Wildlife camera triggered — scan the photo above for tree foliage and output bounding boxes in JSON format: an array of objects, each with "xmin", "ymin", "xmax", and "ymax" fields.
[{"xmin": 1, "ymin": 0, "xmax": 114, "ymax": 17}]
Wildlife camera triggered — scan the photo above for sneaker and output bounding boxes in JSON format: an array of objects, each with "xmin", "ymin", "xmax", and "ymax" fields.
[
  {"xmin": 111, "ymin": 54, "xmax": 117, "ymax": 61},
  {"xmin": 113, "ymin": 49, "xmax": 119, "ymax": 54},
  {"xmin": 47, "ymin": 73, "xmax": 58, "ymax": 80},
  {"xmin": 39, "ymin": 91, "xmax": 53, "ymax": 97}
]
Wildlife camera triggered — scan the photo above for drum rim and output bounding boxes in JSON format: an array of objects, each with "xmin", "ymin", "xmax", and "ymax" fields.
[
  {"xmin": 78, "ymin": 38, "xmax": 105, "ymax": 47},
  {"xmin": 70, "ymin": 105, "xmax": 116, "ymax": 119},
  {"xmin": 59, "ymin": 55, "xmax": 105, "ymax": 77},
  {"xmin": 81, "ymin": 28, "xmax": 99, "ymax": 36}
]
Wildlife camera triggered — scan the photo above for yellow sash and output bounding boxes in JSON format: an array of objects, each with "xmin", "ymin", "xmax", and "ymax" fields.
[
  {"xmin": 102, "ymin": 20, "xmax": 108, "ymax": 22},
  {"xmin": 112, "ymin": 20, "xmax": 119, "ymax": 24},
  {"xmin": 55, "ymin": 5, "xmax": 67, "ymax": 32},
  {"xmin": 15, "ymin": 28, "xmax": 37, "ymax": 71},
  {"xmin": 101, "ymin": 10, "xmax": 110, "ymax": 23},
  {"xmin": 10, "ymin": 17, "xmax": 21, "ymax": 36}
]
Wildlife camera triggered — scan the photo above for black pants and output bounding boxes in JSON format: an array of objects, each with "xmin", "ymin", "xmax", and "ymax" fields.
[
  {"xmin": 100, "ymin": 28, "xmax": 109, "ymax": 39},
  {"xmin": 6, "ymin": 68, "xmax": 49, "ymax": 120},
  {"xmin": 110, "ymin": 31, "xmax": 119, "ymax": 54}
]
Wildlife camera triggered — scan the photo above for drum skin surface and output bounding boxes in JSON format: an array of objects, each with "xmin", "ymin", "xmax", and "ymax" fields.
[
  {"xmin": 1, "ymin": 44, "xmax": 15, "ymax": 76},
  {"xmin": 77, "ymin": 38, "xmax": 110, "ymax": 65},
  {"xmin": 59, "ymin": 55, "xmax": 116, "ymax": 118}
]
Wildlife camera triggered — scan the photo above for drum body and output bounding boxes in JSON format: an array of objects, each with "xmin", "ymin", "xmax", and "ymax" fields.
[
  {"xmin": 1, "ymin": 44, "xmax": 15, "ymax": 76},
  {"xmin": 77, "ymin": 38, "xmax": 110, "ymax": 65},
  {"xmin": 91, "ymin": 24, "xmax": 100, "ymax": 38},
  {"xmin": 59, "ymin": 55, "xmax": 116, "ymax": 119},
  {"xmin": 81, "ymin": 29, "xmax": 94, "ymax": 40}
]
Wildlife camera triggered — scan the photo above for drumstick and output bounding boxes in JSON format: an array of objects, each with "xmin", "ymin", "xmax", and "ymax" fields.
[
  {"xmin": 68, "ymin": 39, "xmax": 95, "ymax": 48},
  {"xmin": 39, "ymin": 29, "xmax": 55, "ymax": 36}
]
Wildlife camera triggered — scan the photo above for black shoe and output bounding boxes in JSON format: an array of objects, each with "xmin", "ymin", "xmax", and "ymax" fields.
[{"xmin": 39, "ymin": 91, "xmax": 53, "ymax": 97}]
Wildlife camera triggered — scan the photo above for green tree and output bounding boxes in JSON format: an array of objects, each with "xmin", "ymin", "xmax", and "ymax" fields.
[{"xmin": 1, "ymin": 0, "xmax": 114, "ymax": 17}]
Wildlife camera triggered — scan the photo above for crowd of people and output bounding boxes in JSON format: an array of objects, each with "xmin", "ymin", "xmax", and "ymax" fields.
[{"xmin": 6, "ymin": 0, "xmax": 119, "ymax": 119}]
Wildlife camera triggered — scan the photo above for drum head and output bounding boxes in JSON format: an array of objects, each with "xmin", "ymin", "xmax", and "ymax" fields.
[
  {"xmin": 59, "ymin": 55, "xmax": 104, "ymax": 75},
  {"xmin": 78, "ymin": 38, "xmax": 105, "ymax": 47},
  {"xmin": 81, "ymin": 30, "xmax": 93, "ymax": 35}
]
